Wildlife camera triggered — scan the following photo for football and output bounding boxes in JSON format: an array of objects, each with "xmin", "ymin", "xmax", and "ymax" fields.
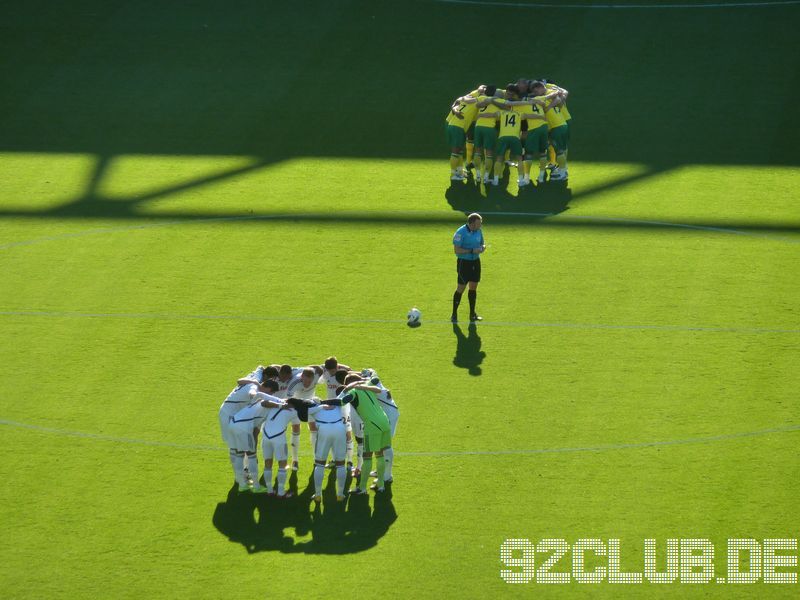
[{"xmin": 407, "ymin": 307, "xmax": 421, "ymax": 326}]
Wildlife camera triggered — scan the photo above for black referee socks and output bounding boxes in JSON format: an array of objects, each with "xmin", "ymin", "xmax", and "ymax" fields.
[
  {"xmin": 467, "ymin": 289, "xmax": 477, "ymax": 315},
  {"xmin": 452, "ymin": 290, "xmax": 463, "ymax": 316}
]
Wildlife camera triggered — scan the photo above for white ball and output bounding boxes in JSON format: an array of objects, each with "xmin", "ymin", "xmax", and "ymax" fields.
[{"xmin": 407, "ymin": 307, "xmax": 421, "ymax": 324}]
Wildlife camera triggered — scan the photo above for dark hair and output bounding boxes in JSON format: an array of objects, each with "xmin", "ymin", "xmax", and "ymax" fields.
[
  {"xmin": 344, "ymin": 374, "xmax": 362, "ymax": 385},
  {"xmin": 484, "ymin": 84, "xmax": 497, "ymax": 97},
  {"xmin": 324, "ymin": 356, "xmax": 338, "ymax": 370},
  {"xmin": 279, "ymin": 364, "xmax": 293, "ymax": 377},
  {"xmin": 335, "ymin": 370, "xmax": 349, "ymax": 384},
  {"xmin": 262, "ymin": 379, "xmax": 279, "ymax": 393},
  {"xmin": 302, "ymin": 367, "xmax": 315, "ymax": 378},
  {"xmin": 263, "ymin": 366, "xmax": 279, "ymax": 380},
  {"xmin": 335, "ymin": 386, "xmax": 345, "ymax": 396},
  {"xmin": 467, "ymin": 212, "xmax": 482, "ymax": 225},
  {"xmin": 505, "ymin": 83, "xmax": 520, "ymax": 97}
]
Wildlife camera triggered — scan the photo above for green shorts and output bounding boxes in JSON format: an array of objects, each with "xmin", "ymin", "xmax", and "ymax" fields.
[
  {"xmin": 496, "ymin": 135, "xmax": 522, "ymax": 157},
  {"xmin": 473, "ymin": 125, "xmax": 498, "ymax": 152},
  {"xmin": 446, "ymin": 123, "xmax": 466, "ymax": 149},
  {"xmin": 549, "ymin": 124, "xmax": 569, "ymax": 154},
  {"xmin": 524, "ymin": 124, "xmax": 549, "ymax": 156},
  {"xmin": 363, "ymin": 423, "xmax": 392, "ymax": 453}
]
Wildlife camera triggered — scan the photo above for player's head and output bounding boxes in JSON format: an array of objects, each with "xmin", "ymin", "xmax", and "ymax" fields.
[
  {"xmin": 279, "ymin": 364, "xmax": 293, "ymax": 381},
  {"xmin": 263, "ymin": 366, "xmax": 279, "ymax": 381},
  {"xmin": 344, "ymin": 373, "xmax": 363, "ymax": 385},
  {"xmin": 301, "ymin": 367, "xmax": 315, "ymax": 386},
  {"xmin": 515, "ymin": 78, "xmax": 530, "ymax": 94},
  {"xmin": 505, "ymin": 84, "xmax": 521, "ymax": 100},
  {"xmin": 467, "ymin": 212, "xmax": 483, "ymax": 230},
  {"xmin": 334, "ymin": 370, "xmax": 349, "ymax": 385},
  {"xmin": 262, "ymin": 379, "xmax": 279, "ymax": 394},
  {"xmin": 484, "ymin": 85, "xmax": 497, "ymax": 97},
  {"xmin": 530, "ymin": 80, "xmax": 546, "ymax": 95},
  {"xmin": 335, "ymin": 385, "xmax": 345, "ymax": 396},
  {"xmin": 323, "ymin": 356, "xmax": 339, "ymax": 374}
]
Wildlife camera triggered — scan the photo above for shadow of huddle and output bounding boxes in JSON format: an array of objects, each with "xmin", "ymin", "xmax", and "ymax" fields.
[
  {"xmin": 212, "ymin": 471, "xmax": 397, "ymax": 554},
  {"xmin": 445, "ymin": 173, "xmax": 572, "ymax": 219}
]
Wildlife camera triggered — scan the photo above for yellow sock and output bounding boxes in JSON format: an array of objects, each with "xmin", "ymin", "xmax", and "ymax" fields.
[
  {"xmin": 466, "ymin": 142, "xmax": 474, "ymax": 165},
  {"xmin": 556, "ymin": 153, "xmax": 567, "ymax": 170},
  {"xmin": 474, "ymin": 155, "xmax": 483, "ymax": 177},
  {"xmin": 449, "ymin": 154, "xmax": 460, "ymax": 173},
  {"xmin": 548, "ymin": 145, "xmax": 556, "ymax": 164},
  {"xmin": 493, "ymin": 159, "xmax": 504, "ymax": 178},
  {"xmin": 523, "ymin": 160, "xmax": 532, "ymax": 177}
]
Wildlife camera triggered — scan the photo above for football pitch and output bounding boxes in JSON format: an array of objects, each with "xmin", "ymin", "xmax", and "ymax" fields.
[{"xmin": 1, "ymin": 1, "xmax": 799, "ymax": 598}]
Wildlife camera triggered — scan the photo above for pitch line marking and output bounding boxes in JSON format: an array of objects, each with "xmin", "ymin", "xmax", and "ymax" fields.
[
  {"xmin": 0, "ymin": 211, "xmax": 798, "ymax": 252},
  {"xmin": 1, "ymin": 418, "xmax": 798, "ymax": 456},
  {"xmin": 0, "ymin": 309, "xmax": 797, "ymax": 335},
  {"xmin": 432, "ymin": 0, "xmax": 800, "ymax": 9}
]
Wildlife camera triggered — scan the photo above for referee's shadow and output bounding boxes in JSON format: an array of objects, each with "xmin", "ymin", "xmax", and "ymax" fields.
[
  {"xmin": 452, "ymin": 323, "xmax": 486, "ymax": 376},
  {"xmin": 446, "ymin": 170, "xmax": 572, "ymax": 219},
  {"xmin": 211, "ymin": 468, "xmax": 397, "ymax": 554}
]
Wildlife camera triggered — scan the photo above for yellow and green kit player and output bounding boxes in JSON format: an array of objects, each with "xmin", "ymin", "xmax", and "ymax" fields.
[
  {"xmin": 471, "ymin": 85, "xmax": 501, "ymax": 185},
  {"xmin": 340, "ymin": 379, "xmax": 392, "ymax": 494},
  {"xmin": 491, "ymin": 84, "xmax": 527, "ymax": 188},
  {"xmin": 445, "ymin": 87, "xmax": 482, "ymax": 181},
  {"xmin": 522, "ymin": 91, "xmax": 558, "ymax": 185},
  {"xmin": 532, "ymin": 80, "xmax": 569, "ymax": 181}
]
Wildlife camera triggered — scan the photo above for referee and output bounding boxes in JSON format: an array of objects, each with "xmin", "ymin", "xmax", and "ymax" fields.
[{"xmin": 451, "ymin": 212, "xmax": 485, "ymax": 323}]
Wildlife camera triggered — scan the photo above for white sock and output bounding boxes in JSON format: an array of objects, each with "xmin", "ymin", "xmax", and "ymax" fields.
[
  {"xmin": 313, "ymin": 463, "xmax": 324, "ymax": 496},
  {"xmin": 277, "ymin": 468, "xmax": 287, "ymax": 495},
  {"xmin": 336, "ymin": 466, "xmax": 346, "ymax": 497},
  {"xmin": 230, "ymin": 451, "xmax": 246, "ymax": 486},
  {"xmin": 356, "ymin": 442, "xmax": 364, "ymax": 470},
  {"xmin": 291, "ymin": 432, "xmax": 300, "ymax": 463},
  {"xmin": 263, "ymin": 468, "xmax": 273, "ymax": 492},
  {"xmin": 246, "ymin": 454, "xmax": 259, "ymax": 485},
  {"xmin": 346, "ymin": 438, "xmax": 353, "ymax": 463},
  {"xmin": 384, "ymin": 447, "xmax": 393, "ymax": 480}
]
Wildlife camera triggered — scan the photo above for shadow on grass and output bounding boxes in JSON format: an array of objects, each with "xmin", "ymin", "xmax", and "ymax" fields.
[
  {"xmin": 212, "ymin": 470, "xmax": 397, "ymax": 555},
  {"xmin": 452, "ymin": 322, "xmax": 486, "ymax": 376}
]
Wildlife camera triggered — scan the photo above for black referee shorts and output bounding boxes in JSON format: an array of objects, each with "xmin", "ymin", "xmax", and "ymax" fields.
[{"xmin": 457, "ymin": 258, "xmax": 481, "ymax": 285}]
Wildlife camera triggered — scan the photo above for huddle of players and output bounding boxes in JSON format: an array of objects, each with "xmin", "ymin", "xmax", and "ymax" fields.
[
  {"xmin": 218, "ymin": 357, "xmax": 399, "ymax": 504},
  {"xmin": 445, "ymin": 77, "xmax": 572, "ymax": 187}
]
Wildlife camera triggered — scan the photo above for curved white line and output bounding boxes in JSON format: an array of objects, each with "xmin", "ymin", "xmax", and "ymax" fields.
[{"xmin": 1, "ymin": 418, "xmax": 798, "ymax": 456}]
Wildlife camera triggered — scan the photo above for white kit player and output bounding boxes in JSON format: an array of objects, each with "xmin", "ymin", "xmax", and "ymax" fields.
[
  {"xmin": 321, "ymin": 357, "xmax": 354, "ymax": 469},
  {"xmin": 219, "ymin": 366, "xmax": 266, "ymax": 488},
  {"xmin": 228, "ymin": 379, "xmax": 284, "ymax": 493},
  {"xmin": 260, "ymin": 401, "xmax": 299, "ymax": 498},
  {"xmin": 285, "ymin": 397, "xmax": 349, "ymax": 504},
  {"xmin": 285, "ymin": 365, "xmax": 324, "ymax": 471}
]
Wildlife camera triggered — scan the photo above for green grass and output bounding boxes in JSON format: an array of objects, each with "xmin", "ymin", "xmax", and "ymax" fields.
[{"xmin": 1, "ymin": 1, "xmax": 799, "ymax": 598}]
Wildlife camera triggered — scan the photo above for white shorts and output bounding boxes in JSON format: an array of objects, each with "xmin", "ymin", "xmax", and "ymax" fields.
[
  {"xmin": 220, "ymin": 414, "xmax": 239, "ymax": 449},
  {"xmin": 313, "ymin": 421, "xmax": 347, "ymax": 462},
  {"xmin": 261, "ymin": 431, "xmax": 288, "ymax": 462},
  {"xmin": 230, "ymin": 424, "xmax": 257, "ymax": 453},
  {"xmin": 384, "ymin": 407, "xmax": 399, "ymax": 437},
  {"xmin": 349, "ymin": 409, "xmax": 364, "ymax": 438}
]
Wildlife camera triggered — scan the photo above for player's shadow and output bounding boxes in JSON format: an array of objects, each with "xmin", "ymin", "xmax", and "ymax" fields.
[
  {"xmin": 445, "ymin": 172, "xmax": 571, "ymax": 221},
  {"xmin": 452, "ymin": 322, "xmax": 486, "ymax": 376},
  {"xmin": 212, "ymin": 470, "xmax": 397, "ymax": 555}
]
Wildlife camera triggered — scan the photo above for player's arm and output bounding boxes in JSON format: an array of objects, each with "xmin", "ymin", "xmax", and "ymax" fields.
[
  {"xmin": 254, "ymin": 392, "xmax": 283, "ymax": 409},
  {"xmin": 350, "ymin": 383, "xmax": 382, "ymax": 394},
  {"xmin": 545, "ymin": 95, "xmax": 564, "ymax": 110},
  {"xmin": 237, "ymin": 377, "xmax": 259, "ymax": 386}
]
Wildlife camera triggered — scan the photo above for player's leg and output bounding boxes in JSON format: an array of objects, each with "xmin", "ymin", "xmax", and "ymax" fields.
[
  {"xmin": 550, "ymin": 125, "xmax": 569, "ymax": 180},
  {"xmin": 308, "ymin": 417, "xmax": 318, "ymax": 455},
  {"xmin": 465, "ymin": 124, "xmax": 475, "ymax": 171},
  {"xmin": 512, "ymin": 139, "xmax": 525, "ymax": 187},
  {"xmin": 332, "ymin": 423, "xmax": 348, "ymax": 501},
  {"xmin": 383, "ymin": 410, "xmax": 398, "ymax": 483},
  {"xmin": 262, "ymin": 433, "xmax": 274, "ymax": 493},
  {"xmin": 492, "ymin": 138, "xmax": 508, "ymax": 186},
  {"xmin": 312, "ymin": 426, "xmax": 333, "ymax": 503},
  {"xmin": 274, "ymin": 432, "xmax": 291, "ymax": 497},
  {"xmin": 290, "ymin": 418, "xmax": 301, "ymax": 471},
  {"xmin": 371, "ymin": 448, "xmax": 386, "ymax": 492},
  {"xmin": 353, "ymin": 427, "xmax": 375, "ymax": 494},
  {"xmin": 229, "ymin": 448, "xmax": 248, "ymax": 490},
  {"xmin": 447, "ymin": 125, "xmax": 466, "ymax": 181}
]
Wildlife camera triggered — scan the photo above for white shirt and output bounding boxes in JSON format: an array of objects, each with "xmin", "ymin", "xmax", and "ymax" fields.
[
  {"xmin": 286, "ymin": 371, "xmax": 321, "ymax": 400},
  {"xmin": 320, "ymin": 369, "xmax": 341, "ymax": 400},
  {"xmin": 275, "ymin": 367, "xmax": 302, "ymax": 399},
  {"xmin": 230, "ymin": 393, "xmax": 283, "ymax": 429},
  {"xmin": 309, "ymin": 403, "xmax": 345, "ymax": 424},
  {"xmin": 219, "ymin": 382, "xmax": 259, "ymax": 419},
  {"xmin": 262, "ymin": 404, "xmax": 298, "ymax": 438},
  {"xmin": 376, "ymin": 386, "xmax": 399, "ymax": 412}
]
